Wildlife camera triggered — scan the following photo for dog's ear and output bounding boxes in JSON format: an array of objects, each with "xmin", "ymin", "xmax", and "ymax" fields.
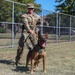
[
  {"xmin": 42, "ymin": 32, "xmax": 48, "ymax": 39},
  {"xmin": 38, "ymin": 31, "xmax": 41, "ymax": 35},
  {"xmin": 38, "ymin": 31, "xmax": 42, "ymax": 38},
  {"xmin": 38, "ymin": 31, "xmax": 46, "ymax": 39},
  {"xmin": 45, "ymin": 32, "xmax": 48, "ymax": 39},
  {"xmin": 43, "ymin": 35, "xmax": 46, "ymax": 39}
]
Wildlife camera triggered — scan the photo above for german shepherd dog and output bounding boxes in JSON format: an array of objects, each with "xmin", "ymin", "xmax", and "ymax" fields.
[{"xmin": 26, "ymin": 31, "xmax": 46, "ymax": 74}]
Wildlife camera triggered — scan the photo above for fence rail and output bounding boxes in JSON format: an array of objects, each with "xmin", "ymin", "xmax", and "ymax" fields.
[{"xmin": 0, "ymin": 0, "xmax": 75, "ymax": 48}]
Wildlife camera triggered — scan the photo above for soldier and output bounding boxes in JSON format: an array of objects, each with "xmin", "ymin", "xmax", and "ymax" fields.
[
  {"xmin": 22, "ymin": 3, "xmax": 41, "ymax": 47},
  {"xmin": 15, "ymin": 4, "xmax": 41, "ymax": 66}
]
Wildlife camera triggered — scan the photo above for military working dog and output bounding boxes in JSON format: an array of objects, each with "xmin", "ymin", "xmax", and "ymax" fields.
[{"xmin": 26, "ymin": 31, "xmax": 46, "ymax": 74}]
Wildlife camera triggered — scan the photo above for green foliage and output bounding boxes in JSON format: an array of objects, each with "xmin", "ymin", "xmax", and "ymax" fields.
[
  {"xmin": 55, "ymin": 0, "xmax": 75, "ymax": 15},
  {"xmin": 0, "ymin": 28, "xmax": 6, "ymax": 33},
  {"xmin": 44, "ymin": 12, "xmax": 75, "ymax": 27},
  {"xmin": 0, "ymin": 0, "xmax": 41, "ymax": 22},
  {"xmin": 45, "ymin": 13, "xmax": 56, "ymax": 26},
  {"xmin": 0, "ymin": 1, "xmax": 12, "ymax": 22}
]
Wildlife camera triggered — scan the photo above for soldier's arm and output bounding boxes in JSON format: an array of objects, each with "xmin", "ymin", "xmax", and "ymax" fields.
[{"xmin": 22, "ymin": 14, "xmax": 36, "ymax": 35}]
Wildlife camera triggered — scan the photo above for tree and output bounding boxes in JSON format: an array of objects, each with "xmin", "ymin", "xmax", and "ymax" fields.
[
  {"xmin": 0, "ymin": 1, "xmax": 12, "ymax": 22},
  {"xmin": 0, "ymin": 0, "xmax": 41, "ymax": 22},
  {"xmin": 55, "ymin": 0, "xmax": 75, "ymax": 15},
  {"xmin": 45, "ymin": 13, "xmax": 56, "ymax": 26},
  {"xmin": 12, "ymin": 0, "xmax": 41, "ymax": 23}
]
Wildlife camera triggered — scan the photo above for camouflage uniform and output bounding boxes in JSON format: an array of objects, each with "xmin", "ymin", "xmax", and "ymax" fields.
[
  {"xmin": 15, "ymin": 4, "xmax": 41, "ymax": 66},
  {"xmin": 22, "ymin": 13, "xmax": 41, "ymax": 47}
]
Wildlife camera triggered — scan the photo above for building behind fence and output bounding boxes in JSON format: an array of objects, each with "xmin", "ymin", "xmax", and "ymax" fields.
[{"xmin": 0, "ymin": 0, "xmax": 75, "ymax": 48}]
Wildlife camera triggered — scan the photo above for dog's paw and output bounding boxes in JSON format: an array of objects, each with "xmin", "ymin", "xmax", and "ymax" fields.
[
  {"xmin": 30, "ymin": 71, "xmax": 34, "ymax": 74},
  {"xmin": 36, "ymin": 66, "xmax": 39, "ymax": 70},
  {"xmin": 43, "ymin": 70, "xmax": 46, "ymax": 73}
]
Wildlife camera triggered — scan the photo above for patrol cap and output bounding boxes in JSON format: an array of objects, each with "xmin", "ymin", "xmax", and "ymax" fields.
[{"xmin": 28, "ymin": 4, "xmax": 34, "ymax": 9}]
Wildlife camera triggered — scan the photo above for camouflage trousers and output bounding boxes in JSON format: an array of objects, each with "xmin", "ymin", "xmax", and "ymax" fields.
[
  {"xmin": 15, "ymin": 32, "xmax": 37, "ymax": 66},
  {"xmin": 24, "ymin": 32, "xmax": 37, "ymax": 48}
]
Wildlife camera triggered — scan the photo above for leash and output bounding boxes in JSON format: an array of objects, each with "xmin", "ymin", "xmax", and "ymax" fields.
[{"xmin": 23, "ymin": 33, "xmax": 31, "ymax": 42}]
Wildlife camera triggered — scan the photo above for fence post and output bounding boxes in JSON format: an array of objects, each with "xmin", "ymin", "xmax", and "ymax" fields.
[
  {"xmin": 70, "ymin": 15, "xmax": 72, "ymax": 42},
  {"xmin": 41, "ymin": 8, "xmax": 43, "ymax": 35},
  {"xmin": 59, "ymin": 13, "xmax": 61, "ymax": 36},
  {"xmin": 56, "ymin": 12, "xmax": 59, "ymax": 43},
  {"xmin": 12, "ymin": 2, "xmax": 14, "ymax": 48}
]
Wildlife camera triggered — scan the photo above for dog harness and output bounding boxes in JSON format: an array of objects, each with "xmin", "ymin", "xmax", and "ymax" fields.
[{"xmin": 33, "ymin": 44, "xmax": 46, "ymax": 55}]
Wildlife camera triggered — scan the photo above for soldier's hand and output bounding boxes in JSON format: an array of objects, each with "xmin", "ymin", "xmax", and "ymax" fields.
[
  {"xmin": 29, "ymin": 30, "xmax": 38, "ymax": 38},
  {"xmin": 34, "ymin": 32, "xmax": 38, "ymax": 38}
]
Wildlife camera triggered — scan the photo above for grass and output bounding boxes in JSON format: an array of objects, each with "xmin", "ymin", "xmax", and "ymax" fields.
[{"xmin": 0, "ymin": 42, "xmax": 75, "ymax": 75}]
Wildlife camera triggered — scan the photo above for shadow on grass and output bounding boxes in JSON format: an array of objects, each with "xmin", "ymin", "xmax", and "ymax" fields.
[
  {"xmin": 0, "ymin": 59, "xmax": 14, "ymax": 65},
  {"xmin": 12, "ymin": 66, "xmax": 30, "ymax": 74},
  {"xmin": 0, "ymin": 59, "xmax": 30, "ymax": 74}
]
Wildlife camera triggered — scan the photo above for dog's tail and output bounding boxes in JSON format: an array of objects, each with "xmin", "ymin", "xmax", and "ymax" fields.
[{"xmin": 26, "ymin": 42, "xmax": 32, "ymax": 51}]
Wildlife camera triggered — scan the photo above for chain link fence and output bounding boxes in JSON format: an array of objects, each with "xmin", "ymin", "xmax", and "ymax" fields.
[{"xmin": 0, "ymin": 0, "xmax": 75, "ymax": 48}]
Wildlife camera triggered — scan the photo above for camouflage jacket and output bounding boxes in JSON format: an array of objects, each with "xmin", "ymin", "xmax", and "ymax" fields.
[{"xmin": 22, "ymin": 13, "xmax": 41, "ymax": 32}]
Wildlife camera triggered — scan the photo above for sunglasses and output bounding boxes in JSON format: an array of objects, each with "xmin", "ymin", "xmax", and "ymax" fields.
[{"xmin": 28, "ymin": 8, "xmax": 34, "ymax": 10}]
